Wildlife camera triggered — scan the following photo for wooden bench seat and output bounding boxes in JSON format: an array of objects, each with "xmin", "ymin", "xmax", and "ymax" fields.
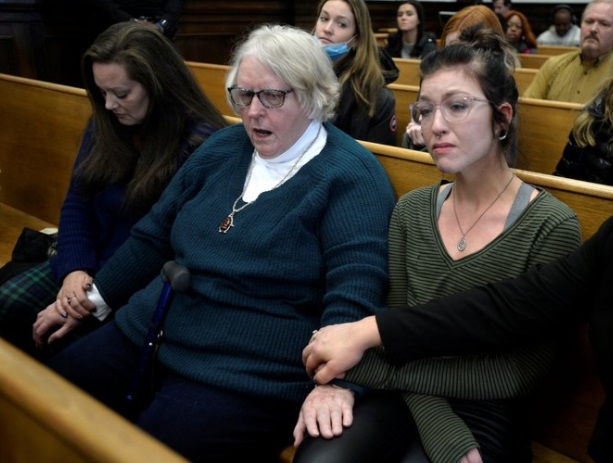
[
  {"xmin": 0, "ymin": 73, "xmax": 607, "ymax": 463},
  {"xmin": 0, "ymin": 337, "xmax": 188, "ymax": 463},
  {"xmin": 537, "ymin": 45, "xmax": 579, "ymax": 56}
]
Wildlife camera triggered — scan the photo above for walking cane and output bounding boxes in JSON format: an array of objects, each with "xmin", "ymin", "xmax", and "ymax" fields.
[{"xmin": 125, "ymin": 260, "xmax": 190, "ymax": 415}]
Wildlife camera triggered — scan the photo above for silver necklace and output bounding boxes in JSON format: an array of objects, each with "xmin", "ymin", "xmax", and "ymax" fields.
[
  {"xmin": 218, "ymin": 125, "xmax": 321, "ymax": 233},
  {"xmin": 452, "ymin": 175, "xmax": 515, "ymax": 252}
]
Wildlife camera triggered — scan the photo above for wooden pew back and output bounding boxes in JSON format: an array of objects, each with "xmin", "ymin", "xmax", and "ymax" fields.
[
  {"xmin": 185, "ymin": 62, "xmax": 233, "ymax": 116},
  {"xmin": 518, "ymin": 54, "xmax": 553, "ymax": 69},
  {"xmin": 0, "ymin": 73, "xmax": 89, "ymax": 224},
  {"xmin": 392, "ymin": 58, "xmax": 539, "ymax": 95},
  {"xmin": 538, "ymin": 45, "xmax": 579, "ymax": 56},
  {"xmin": 515, "ymin": 98, "xmax": 583, "ymax": 174}
]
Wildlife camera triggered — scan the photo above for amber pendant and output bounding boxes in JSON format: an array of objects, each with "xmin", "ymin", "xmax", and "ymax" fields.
[{"xmin": 219, "ymin": 214, "xmax": 234, "ymax": 233}]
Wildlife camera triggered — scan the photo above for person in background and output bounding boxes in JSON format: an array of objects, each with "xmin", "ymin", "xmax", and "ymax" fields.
[
  {"xmin": 313, "ymin": 0, "xmax": 398, "ymax": 146},
  {"xmin": 537, "ymin": 4, "xmax": 581, "ymax": 47},
  {"xmin": 403, "ymin": 5, "xmax": 507, "ymax": 149},
  {"xmin": 91, "ymin": 0, "xmax": 184, "ymax": 39},
  {"xmin": 554, "ymin": 75, "xmax": 613, "ymax": 185},
  {"xmin": 385, "ymin": 1, "xmax": 437, "ymax": 59},
  {"xmin": 441, "ymin": 4, "xmax": 505, "ymax": 46},
  {"xmin": 34, "ymin": 24, "xmax": 396, "ymax": 463},
  {"xmin": 492, "ymin": 0, "xmax": 511, "ymax": 16},
  {"xmin": 523, "ymin": 0, "xmax": 613, "ymax": 104},
  {"xmin": 294, "ymin": 26, "xmax": 581, "ymax": 463},
  {"xmin": 0, "ymin": 22, "xmax": 227, "ymax": 359},
  {"xmin": 504, "ymin": 9, "xmax": 538, "ymax": 53}
]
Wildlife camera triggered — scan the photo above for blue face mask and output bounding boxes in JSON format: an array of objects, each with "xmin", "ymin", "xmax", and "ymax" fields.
[{"xmin": 314, "ymin": 35, "xmax": 356, "ymax": 62}]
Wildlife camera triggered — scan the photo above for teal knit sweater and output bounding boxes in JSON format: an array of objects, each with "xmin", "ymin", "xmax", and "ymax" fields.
[{"xmin": 95, "ymin": 123, "xmax": 396, "ymax": 404}]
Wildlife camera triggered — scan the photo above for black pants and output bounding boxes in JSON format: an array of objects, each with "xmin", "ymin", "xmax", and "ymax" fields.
[{"xmin": 294, "ymin": 392, "xmax": 532, "ymax": 463}]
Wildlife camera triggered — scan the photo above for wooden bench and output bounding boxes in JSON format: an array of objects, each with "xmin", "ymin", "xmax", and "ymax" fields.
[
  {"xmin": 374, "ymin": 32, "xmax": 388, "ymax": 48},
  {"xmin": 392, "ymin": 58, "xmax": 539, "ymax": 95},
  {"xmin": 538, "ymin": 45, "xmax": 579, "ymax": 56},
  {"xmin": 0, "ymin": 337, "xmax": 189, "ymax": 463},
  {"xmin": 0, "ymin": 73, "xmax": 606, "ymax": 463},
  {"xmin": 388, "ymin": 82, "xmax": 583, "ymax": 174},
  {"xmin": 519, "ymin": 53, "xmax": 553, "ymax": 69}
]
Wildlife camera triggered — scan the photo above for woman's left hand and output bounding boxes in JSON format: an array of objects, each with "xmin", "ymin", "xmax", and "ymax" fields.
[
  {"xmin": 33, "ymin": 302, "xmax": 81, "ymax": 348},
  {"xmin": 293, "ymin": 384, "xmax": 354, "ymax": 446},
  {"xmin": 303, "ymin": 316, "xmax": 381, "ymax": 384}
]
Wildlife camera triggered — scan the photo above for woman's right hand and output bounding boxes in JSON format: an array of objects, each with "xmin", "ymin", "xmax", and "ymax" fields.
[
  {"xmin": 33, "ymin": 302, "xmax": 81, "ymax": 348},
  {"xmin": 55, "ymin": 270, "xmax": 95, "ymax": 319},
  {"xmin": 458, "ymin": 448, "xmax": 483, "ymax": 463},
  {"xmin": 302, "ymin": 316, "xmax": 381, "ymax": 384},
  {"xmin": 293, "ymin": 384, "xmax": 355, "ymax": 446},
  {"xmin": 406, "ymin": 120, "xmax": 424, "ymax": 147}
]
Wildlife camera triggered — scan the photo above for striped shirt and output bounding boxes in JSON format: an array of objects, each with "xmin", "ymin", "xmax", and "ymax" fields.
[{"xmin": 347, "ymin": 182, "xmax": 582, "ymax": 463}]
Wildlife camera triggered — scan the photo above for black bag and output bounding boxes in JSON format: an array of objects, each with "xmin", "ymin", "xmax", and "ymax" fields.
[{"xmin": 0, "ymin": 228, "xmax": 58, "ymax": 285}]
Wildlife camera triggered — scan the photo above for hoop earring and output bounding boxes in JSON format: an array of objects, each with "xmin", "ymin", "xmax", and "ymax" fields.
[{"xmin": 498, "ymin": 131, "xmax": 508, "ymax": 141}]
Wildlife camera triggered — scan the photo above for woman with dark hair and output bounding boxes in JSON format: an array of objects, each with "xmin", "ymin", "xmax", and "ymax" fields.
[
  {"xmin": 385, "ymin": 1, "xmax": 437, "ymax": 59},
  {"xmin": 0, "ymin": 22, "xmax": 228, "ymax": 357},
  {"xmin": 504, "ymin": 9, "xmax": 538, "ymax": 54},
  {"xmin": 294, "ymin": 26, "xmax": 580, "ymax": 463},
  {"xmin": 313, "ymin": 0, "xmax": 398, "ymax": 145},
  {"xmin": 404, "ymin": 5, "xmax": 513, "ymax": 150}
]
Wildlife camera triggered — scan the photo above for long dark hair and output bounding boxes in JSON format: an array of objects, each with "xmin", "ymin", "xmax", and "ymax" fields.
[{"xmin": 78, "ymin": 22, "xmax": 227, "ymax": 212}]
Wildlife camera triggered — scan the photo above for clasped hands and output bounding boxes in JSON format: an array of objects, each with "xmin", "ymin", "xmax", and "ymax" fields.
[{"xmin": 33, "ymin": 270, "xmax": 95, "ymax": 348}]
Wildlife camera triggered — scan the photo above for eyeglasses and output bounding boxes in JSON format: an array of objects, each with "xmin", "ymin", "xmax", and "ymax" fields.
[
  {"xmin": 227, "ymin": 87, "xmax": 294, "ymax": 109},
  {"xmin": 411, "ymin": 96, "xmax": 490, "ymax": 127}
]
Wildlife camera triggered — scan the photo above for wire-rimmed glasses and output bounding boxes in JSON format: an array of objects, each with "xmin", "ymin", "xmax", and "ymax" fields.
[
  {"xmin": 227, "ymin": 87, "xmax": 294, "ymax": 109},
  {"xmin": 411, "ymin": 96, "xmax": 490, "ymax": 127}
]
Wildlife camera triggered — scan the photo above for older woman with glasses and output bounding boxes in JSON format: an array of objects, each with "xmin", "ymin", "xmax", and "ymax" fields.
[
  {"xmin": 294, "ymin": 27, "xmax": 581, "ymax": 463},
  {"xmin": 34, "ymin": 24, "xmax": 396, "ymax": 462}
]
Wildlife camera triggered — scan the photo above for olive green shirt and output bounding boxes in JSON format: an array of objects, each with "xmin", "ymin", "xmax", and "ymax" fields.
[{"xmin": 523, "ymin": 50, "xmax": 613, "ymax": 103}]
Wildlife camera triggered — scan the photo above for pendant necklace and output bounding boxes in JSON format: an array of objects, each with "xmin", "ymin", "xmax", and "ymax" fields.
[
  {"xmin": 452, "ymin": 174, "xmax": 515, "ymax": 252},
  {"xmin": 218, "ymin": 125, "xmax": 321, "ymax": 233}
]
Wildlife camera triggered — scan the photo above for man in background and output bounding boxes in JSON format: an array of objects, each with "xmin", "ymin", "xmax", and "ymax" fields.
[
  {"xmin": 524, "ymin": 0, "xmax": 613, "ymax": 103},
  {"xmin": 492, "ymin": 0, "xmax": 511, "ymax": 15},
  {"xmin": 537, "ymin": 4, "xmax": 581, "ymax": 47}
]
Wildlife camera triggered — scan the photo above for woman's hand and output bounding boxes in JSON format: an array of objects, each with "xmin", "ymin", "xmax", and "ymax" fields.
[
  {"xmin": 406, "ymin": 120, "xmax": 424, "ymax": 147},
  {"xmin": 302, "ymin": 316, "xmax": 381, "ymax": 384},
  {"xmin": 458, "ymin": 448, "xmax": 483, "ymax": 463},
  {"xmin": 293, "ymin": 385, "xmax": 354, "ymax": 446},
  {"xmin": 33, "ymin": 302, "xmax": 82, "ymax": 348},
  {"xmin": 55, "ymin": 270, "xmax": 95, "ymax": 319}
]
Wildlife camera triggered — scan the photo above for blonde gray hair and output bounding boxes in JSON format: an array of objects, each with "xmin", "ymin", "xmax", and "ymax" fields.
[{"xmin": 225, "ymin": 24, "xmax": 339, "ymax": 121}]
